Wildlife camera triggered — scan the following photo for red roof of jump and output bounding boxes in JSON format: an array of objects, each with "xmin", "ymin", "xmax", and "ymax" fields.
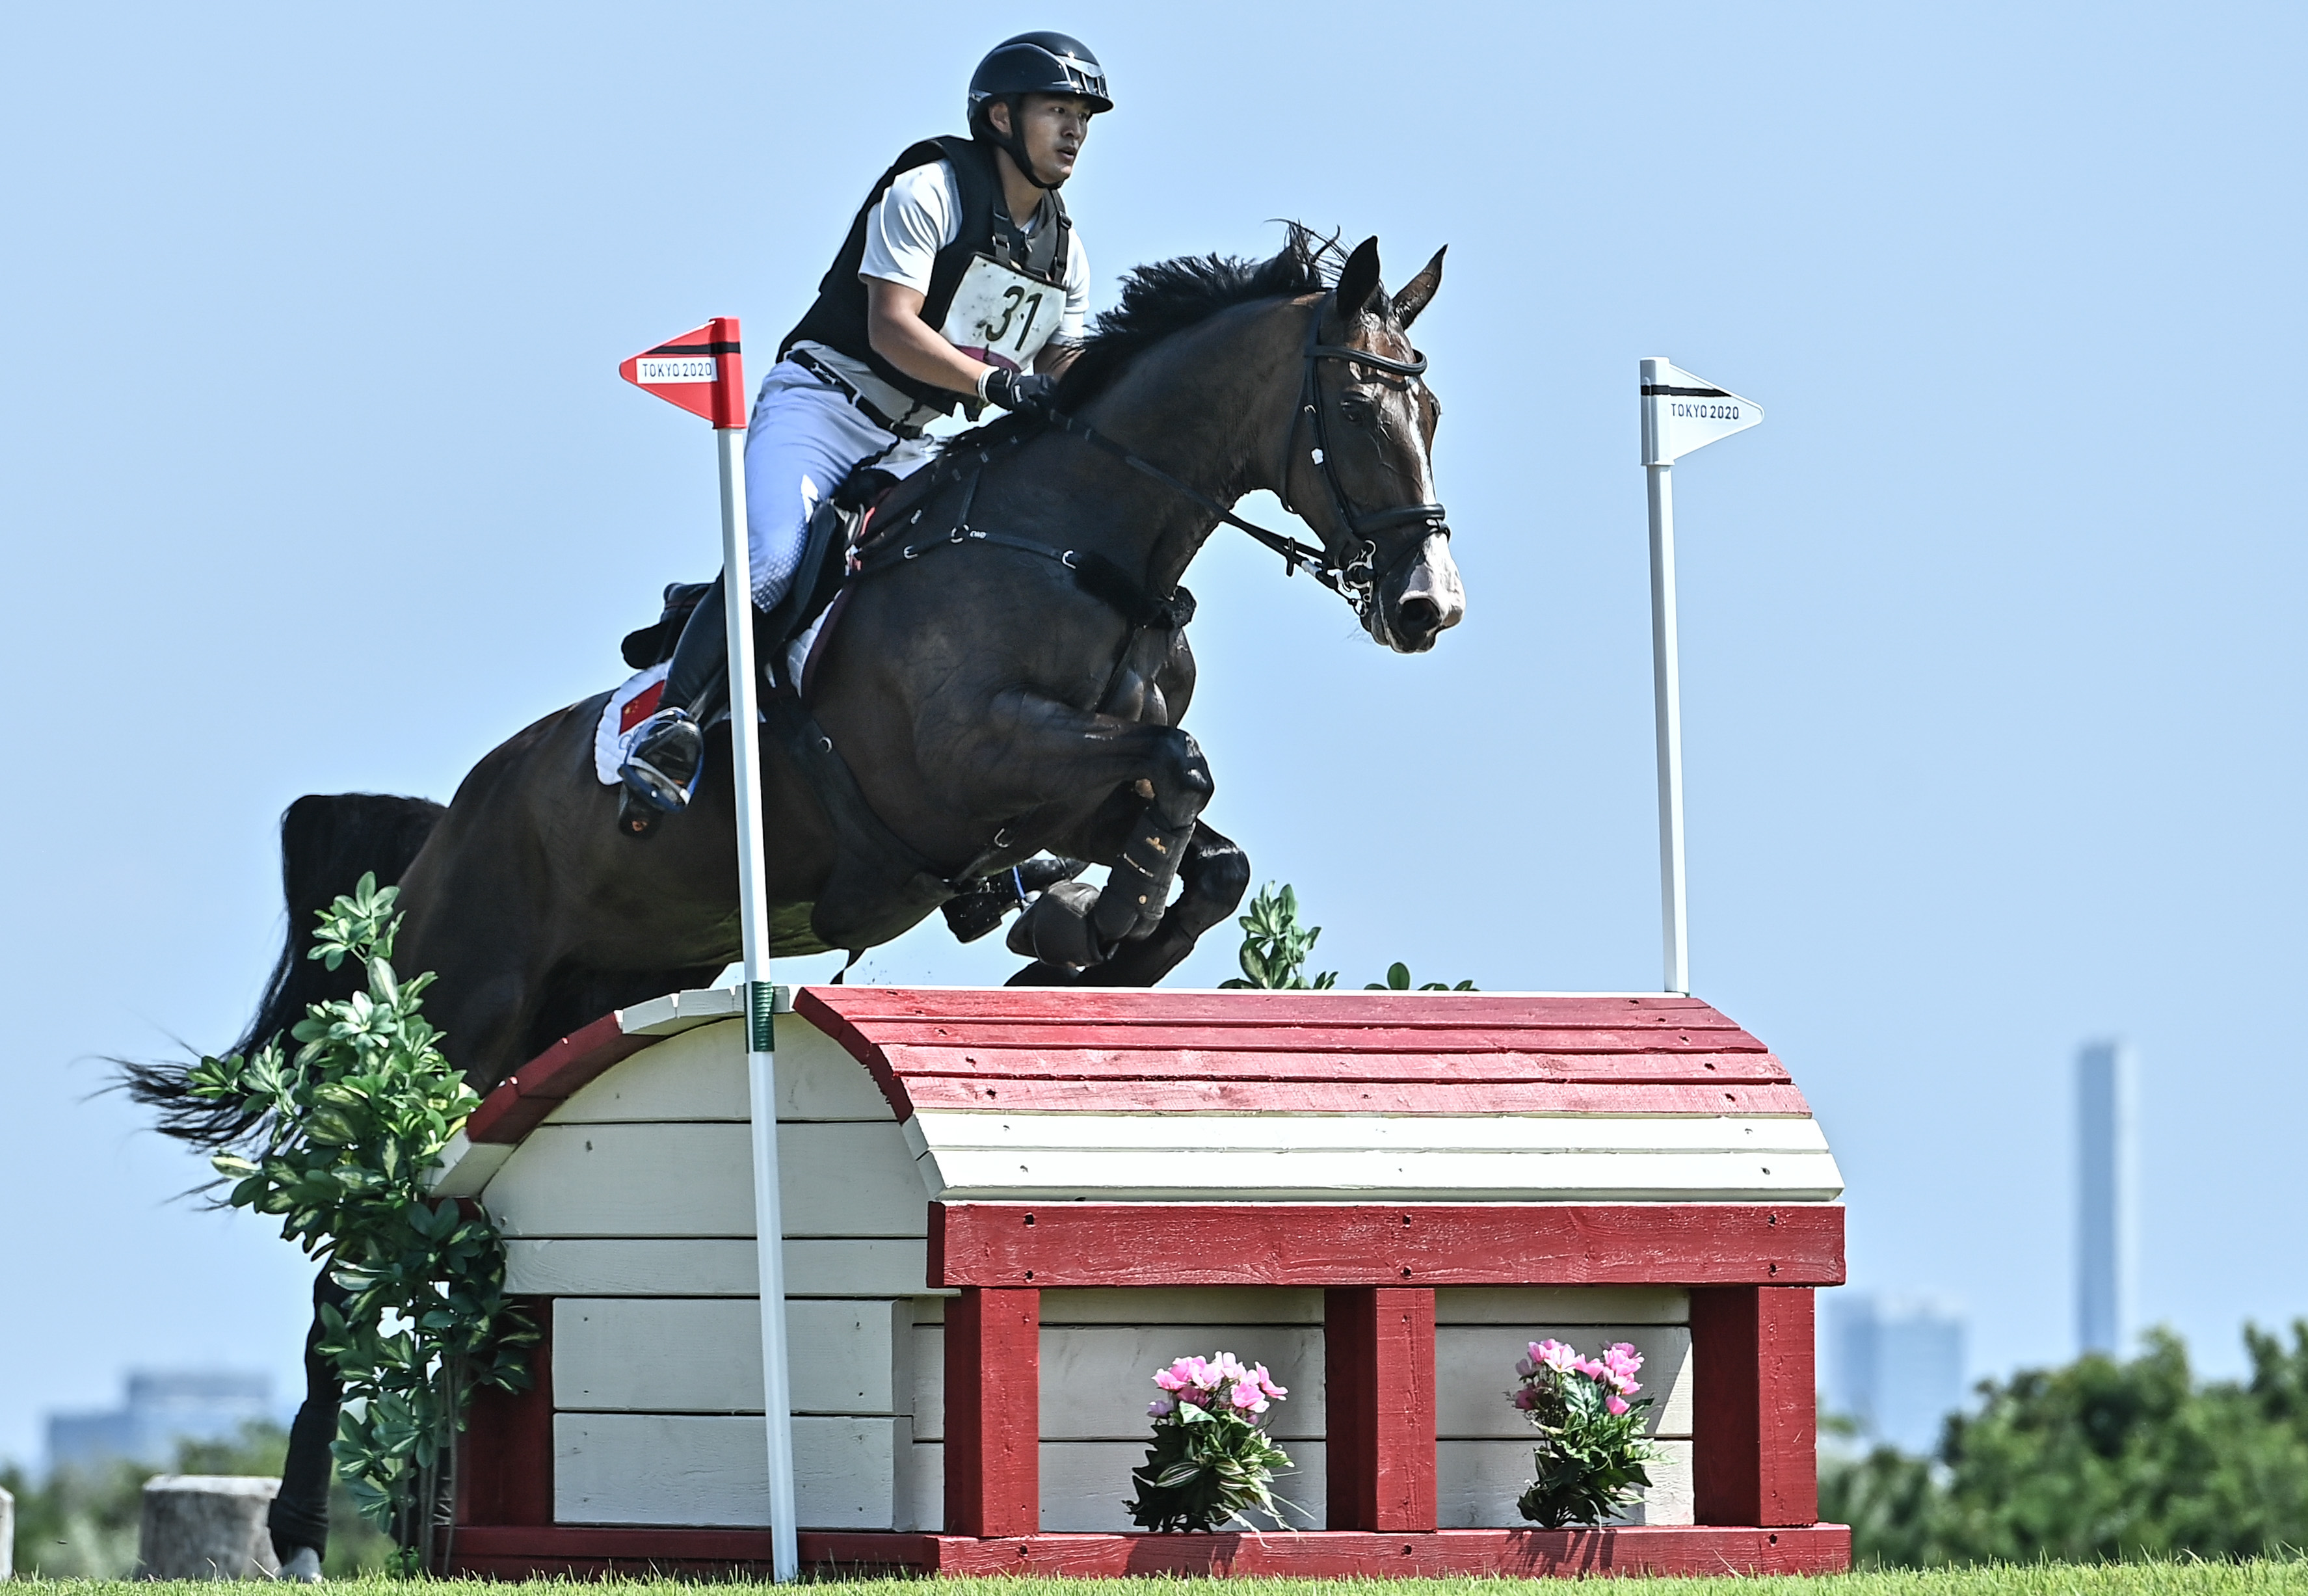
[{"xmin": 464, "ymin": 988, "xmax": 1804, "ymax": 1146}]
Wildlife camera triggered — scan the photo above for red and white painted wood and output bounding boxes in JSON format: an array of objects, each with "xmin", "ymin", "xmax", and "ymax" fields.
[{"xmin": 432, "ymin": 985, "xmax": 1846, "ymax": 1576}]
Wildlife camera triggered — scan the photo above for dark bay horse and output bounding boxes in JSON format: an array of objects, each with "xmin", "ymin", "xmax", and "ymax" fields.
[{"xmin": 128, "ymin": 230, "xmax": 1463, "ymax": 1563}]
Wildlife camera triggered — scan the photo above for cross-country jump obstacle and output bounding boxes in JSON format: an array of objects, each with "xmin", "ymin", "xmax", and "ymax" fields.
[{"xmin": 431, "ymin": 983, "xmax": 1848, "ymax": 1577}]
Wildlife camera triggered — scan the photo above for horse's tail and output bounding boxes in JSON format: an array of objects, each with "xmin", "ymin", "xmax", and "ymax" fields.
[{"xmin": 122, "ymin": 792, "xmax": 447, "ymax": 1146}]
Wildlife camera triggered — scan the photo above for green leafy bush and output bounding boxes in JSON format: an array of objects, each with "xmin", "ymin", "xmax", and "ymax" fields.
[
  {"xmin": 1824, "ymin": 1323, "xmax": 2308, "ymax": 1566},
  {"xmin": 1220, "ymin": 883, "xmax": 1475, "ymax": 992},
  {"xmin": 184, "ymin": 874, "xmax": 534, "ymax": 1556}
]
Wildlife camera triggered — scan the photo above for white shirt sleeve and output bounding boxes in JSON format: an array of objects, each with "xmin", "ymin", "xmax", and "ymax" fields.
[
  {"xmin": 858, "ymin": 161, "xmax": 964, "ymax": 293},
  {"xmin": 1054, "ymin": 229, "xmax": 1091, "ymax": 344}
]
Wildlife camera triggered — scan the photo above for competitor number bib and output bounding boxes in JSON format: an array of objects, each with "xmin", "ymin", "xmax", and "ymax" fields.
[{"xmin": 940, "ymin": 253, "xmax": 1063, "ymax": 373}]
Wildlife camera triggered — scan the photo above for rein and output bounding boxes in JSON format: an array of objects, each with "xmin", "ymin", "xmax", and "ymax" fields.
[{"xmin": 855, "ymin": 292, "xmax": 1448, "ymax": 631}]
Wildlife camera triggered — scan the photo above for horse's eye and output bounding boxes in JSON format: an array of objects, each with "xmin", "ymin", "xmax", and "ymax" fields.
[{"xmin": 1340, "ymin": 395, "xmax": 1377, "ymax": 429}]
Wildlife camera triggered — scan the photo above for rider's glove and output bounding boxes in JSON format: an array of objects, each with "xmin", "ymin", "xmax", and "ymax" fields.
[{"xmin": 979, "ymin": 366, "xmax": 1057, "ymax": 416}]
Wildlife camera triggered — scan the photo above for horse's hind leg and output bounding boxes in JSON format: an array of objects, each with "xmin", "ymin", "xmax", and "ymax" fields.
[
  {"xmin": 269, "ymin": 1267, "xmax": 351, "ymax": 1579},
  {"xmin": 1058, "ymin": 819, "xmax": 1250, "ymax": 989}
]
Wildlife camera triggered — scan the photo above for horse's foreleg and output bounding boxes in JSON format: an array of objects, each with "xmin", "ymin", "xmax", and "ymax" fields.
[
  {"xmin": 970, "ymin": 691, "xmax": 1214, "ymax": 973},
  {"xmin": 1074, "ymin": 819, "xmax": 1251, "ymax": 987},
  {"xmin": 269, "ymin": 1268, "xmax": 351, "ymax": 1579}
]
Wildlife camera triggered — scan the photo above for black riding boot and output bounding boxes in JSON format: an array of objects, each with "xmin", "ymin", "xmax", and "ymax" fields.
[
  {"xmin": 269, "ymin": 1269, "xmax": 352, "ymax": 1580},
  {"xmin": 618, "ymin": 576, "xmax": 735, "ymax": 831}
]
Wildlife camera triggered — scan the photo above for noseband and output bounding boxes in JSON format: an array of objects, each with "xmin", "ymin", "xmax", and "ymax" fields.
[{"xmin": 1039, "ymin": 291, "xmax": 1448, "ymax": 628}]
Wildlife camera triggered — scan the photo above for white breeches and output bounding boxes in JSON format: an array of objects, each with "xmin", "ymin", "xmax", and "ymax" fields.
[{"xmin": 741, "ymin": 362, "xmax": 936, "ymax": 611}]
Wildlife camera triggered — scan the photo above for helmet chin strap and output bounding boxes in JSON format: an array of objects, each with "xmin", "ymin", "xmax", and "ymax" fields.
[{"xmin": 988, "ymin": 96, "xmax": 1065, "ymax": 190}]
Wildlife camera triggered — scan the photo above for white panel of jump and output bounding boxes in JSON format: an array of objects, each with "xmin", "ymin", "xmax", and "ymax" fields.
[
  {"xmin": 1037, "ymin": 1325, "xmax": 1325, "ymax": 1441},
  {"xmin": 553, "ymin": 1299, "xmax": 912, "ymax": 1415},
  {"xmin": 554, "ymin": 1413, "xmax": 914, "ymax": 1529},
  {"xmin": 1435, "ymin": 1325, "xmax": 1691, "ymax": 1438},
  {"xmin": 505, "ymin": 1238, "xmax": 934, "ymax": 1297},
  {"xmin": 1438, "ymin": 1437, "xmax": 1694, "ymax": 1528},
  {"xmin": 910, "ymin": 1111, "xmax": 1829, "ymax": 1152},
  {"xmin": 542, "ymin": 1016, "xmax": 890, "ymax": 1126},
  {"xmin": 912, "ymin": 1145, "xmax": 1844, "ymax": 1203},
  {"xmin": 482, "ymin": 1121, "xmax": 925, "ymax": 1238}
]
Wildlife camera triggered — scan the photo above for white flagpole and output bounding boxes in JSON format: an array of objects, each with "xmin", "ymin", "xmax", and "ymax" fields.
[
  {"xmin": 1645, "ymin": 455, "xmax": 1690, "ymax": 997},
  {"xmin": 716, "ymin": 421, "xmax": 800, "ymax": 1581}
]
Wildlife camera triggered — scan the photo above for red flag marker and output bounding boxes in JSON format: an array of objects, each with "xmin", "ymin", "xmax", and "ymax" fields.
[{"xmin": 619, "ymin": 316, "xmax": 747, "ymax": 429}]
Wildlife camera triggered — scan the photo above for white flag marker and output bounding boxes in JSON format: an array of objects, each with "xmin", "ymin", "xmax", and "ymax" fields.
[{"xmin": 1639, "ymin": 358, "xmax": 1764, "ymax": 996}]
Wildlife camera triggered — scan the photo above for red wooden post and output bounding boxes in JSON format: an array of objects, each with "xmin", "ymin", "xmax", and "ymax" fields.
[
  {"xmin": 944, "ymin": 1286, "xmax": 1040, "ymax": 1536},
  {"xmin": 1690, "ymin": 1286, "xmax": 1817, "ymax": 1526},
  {"xmin": 457, "ymin": 1296, "xmax": 554, "ymax": 1526},
  {"xmin": 1323, "ymin": 1286, "xmax": 1437, "ymax": 1532}
]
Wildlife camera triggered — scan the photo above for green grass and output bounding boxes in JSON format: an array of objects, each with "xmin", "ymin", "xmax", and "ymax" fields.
[{"xmin": 23, "ymin": 1565, "xmax": 2308, "ymax": 1595}]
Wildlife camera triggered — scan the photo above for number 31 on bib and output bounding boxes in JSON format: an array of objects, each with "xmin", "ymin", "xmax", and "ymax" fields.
[{"xmin": 941, "ymin": 254, "xmax": 1063, "ymax": 373}]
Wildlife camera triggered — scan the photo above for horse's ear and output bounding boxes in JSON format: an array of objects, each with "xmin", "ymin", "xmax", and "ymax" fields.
[
  {"xmin": 1392, "ymin": 246, "xmax": 1446, "ymax": 329},
  {"xmin": 1334, "ymin": 235, "xmax": 1385, "ymax": 323}
]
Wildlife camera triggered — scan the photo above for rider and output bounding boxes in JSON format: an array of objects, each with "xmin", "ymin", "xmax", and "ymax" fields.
[{"xmin": 617, "ymin": 32, "xmax": 1110, "ymax": 822}]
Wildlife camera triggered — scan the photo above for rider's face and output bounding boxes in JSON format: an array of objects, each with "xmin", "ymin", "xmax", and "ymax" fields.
[{"xmin": 995, "ymin": 93, "xmax": 1094, "ymax": 183}]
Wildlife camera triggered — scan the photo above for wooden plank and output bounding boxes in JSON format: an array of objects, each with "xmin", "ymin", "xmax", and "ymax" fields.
[
  {"xmin": 910, "ymin": 1111, "xmax": 1831, "ymax": 1154},
  {"xmin": 1436, "ymin": 1326, "xmax": 1691, "ymax": 1439},
  {"xmin": 1039, "ymin": 1440, "xmax": 1326, "ymax": 1532},
  {"xmin": 551, "ymin": 1298, "xmax": 909, "ymax": 1415},
  {"xmin": 1435, "ymin": 1286, "xmax": 1688, "ymax": 1325},
  {"xmin": 898, "ymin": 1078, "xmax": 1815, "ymax": 1116},
  {"xmin": 1690, "ymin": 1286, "xmax": 1817, "ymax": 1527},
  {"xmin": 483, "ymin": 1122, "xmax": 926, "ymax": 1239},
  {"xmin": 918, "ymin": 1146, "xmax": 1846, "ymax": 1204},
  {"xmin": 1438, "ymin": 1439, "xmax": 1693, "ymax": 1528},
  {"xmin": 467, "ymin": 1015, "xmax": 657, "ymax": 1145},
  {"xmin": 943, "ymin": 1287, "xmax": 1039, "ymax": 1536},
  {"xmin": 914, "ymin": 1327, "xmax": 942, "ymax": 1439},
  {"xmin": 426, "ymin": 1132, "xmax": 512, "ymax": 1199},
  {"xmin": 551, "ymin": 1412, "xmax": 907, "ymax": 1529},
  {"xmin": 1037, "ymin": 1325, "xmax": 1325, "ymax": 1441},
  {"xmin": 802, "ymin": 987, "xmax": 1740, "ymax": 1030},
  {"xmin": 539, "ymin": 1017, "xmax": 894, "ymax": 1125},
  {"xmin": 1039, "ymin": 1287, "xmax": 1327, "ymax": 1325},
  {"xmin": 1325, "ymin": 1286, "xmax": 1436, "ymax": 1532},
  {"xmin": 934, "ymin": 1203, "xmax": 1846, "ymax": 1288},
  {"xmin": 879, "ymin": 1043, "xmax": 1782, "ymax": 1074},
  {"xmin": 455, "ymin": 1295, "xmax": 553, "ymax": 1527},
  {"xmin": 448, "ymin": 1523, "xmax": 1854, "ymax": 1578},
  {"xmin": 504, "ymin": 1238, "xmax": 933, "ymax": 1298}
]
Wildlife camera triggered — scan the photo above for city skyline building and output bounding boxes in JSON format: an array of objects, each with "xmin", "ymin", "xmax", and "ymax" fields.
[
  {"xmin": 45, "ymin": 1370, "xmax": 274, "ymax": 1474},
  {"xmin": 1825, "ymin": 1293, "xmax": 1968, "ymax": 1454},
  {"xmin": 2076, "ymin": 1039, "xmax": 2138, "ymax": 1357}
]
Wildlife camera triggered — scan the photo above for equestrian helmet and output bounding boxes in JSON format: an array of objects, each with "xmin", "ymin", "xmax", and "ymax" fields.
[{"xmin": 967, "ymin": 32, "xmax": 1113, "ymax": 119}]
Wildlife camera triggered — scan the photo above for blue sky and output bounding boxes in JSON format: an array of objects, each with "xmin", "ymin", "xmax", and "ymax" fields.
[{"xmin": 3, "ymin": 1, "xmax": 2301, "ymax": 1467}]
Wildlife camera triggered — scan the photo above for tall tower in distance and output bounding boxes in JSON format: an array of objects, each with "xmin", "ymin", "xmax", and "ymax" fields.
[{"xmin": 2076, "ymin": 1040, "xmax": 2137, "ymax": 1357}]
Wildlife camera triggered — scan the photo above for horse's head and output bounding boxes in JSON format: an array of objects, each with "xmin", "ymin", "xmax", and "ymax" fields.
[{"xmin": 1286, "ymin": 237, "xmax": 1465, "ymax": 653}]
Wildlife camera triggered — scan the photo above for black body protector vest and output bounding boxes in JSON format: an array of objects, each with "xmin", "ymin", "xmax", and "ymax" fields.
[{"xmin": 780, "ymin": 135, "xmax": 1072, "ymax": 416}]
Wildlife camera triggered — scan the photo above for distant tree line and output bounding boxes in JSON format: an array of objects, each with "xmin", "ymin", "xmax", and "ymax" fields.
[
  {"xmin": 1825, "ymin": 1322, "xmax": 2308, "ymax": 1564},
  {"xmin": 3, "ymin": 1423, "xmax": 391, "ymax": 1579}
]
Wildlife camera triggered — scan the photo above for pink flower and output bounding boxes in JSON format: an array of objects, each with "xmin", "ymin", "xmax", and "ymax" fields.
[
  {"xmin": 1254, "ymin": 1363, "xmax": 1288, "ymax": 1400},
  {"xmin": 1606, "ymin": 1394, "xmax": 1630, "ymax": 1416},
  {"xmin": 1187, "ymin": 1357, "xmax": 1221, "ymax": 1391},
  {"xmin": 1573, "ymin": 1357, "xmax": 1609, "ymax": 1381},
  {"xmin": 1228, "ymin": 1381, "xmax": 1269, "ymax": 1414},
  {"xmin": 1531, "ymin": 1339, "xmax": 1582, "ymax": 1375},
  {"xmin": 1153, "ymin": 1366, "xmax": 1189, "ymax": 1392},
  {"xmin": 1511, "ymin": 1386, "xmax": 1541, "ymax": 1410}
]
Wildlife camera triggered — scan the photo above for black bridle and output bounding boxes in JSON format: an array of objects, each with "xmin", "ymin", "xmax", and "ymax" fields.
[{"xmin": 1042, "ymin": 290, "xmax": 1449, "ymax": 626}]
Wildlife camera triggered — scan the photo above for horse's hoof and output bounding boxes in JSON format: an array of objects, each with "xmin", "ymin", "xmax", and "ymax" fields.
[
  {"xmin": 278, "ymin": 1545, "xmax": 323, "ymax": 1583},
  {"xmin": 1005, "ymin": 879, "xmax": 1102, "ymax": 968}
]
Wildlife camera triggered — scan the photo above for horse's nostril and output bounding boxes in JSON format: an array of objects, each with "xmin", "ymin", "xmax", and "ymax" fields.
[{"xmin": 1399, "ymin": 596, "xmax": 1440, "ymax": 636}]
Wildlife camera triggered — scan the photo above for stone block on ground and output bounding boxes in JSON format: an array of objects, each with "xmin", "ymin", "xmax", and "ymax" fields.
[{"xmin": 135, "ymin": 1474, "xmax": 282, "ymax": 1580}]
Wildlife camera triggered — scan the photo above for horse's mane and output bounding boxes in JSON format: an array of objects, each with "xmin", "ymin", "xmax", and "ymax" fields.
[{"xmin": 949, "ymin": 224, "xmax": 1342, "ymax": 450}]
